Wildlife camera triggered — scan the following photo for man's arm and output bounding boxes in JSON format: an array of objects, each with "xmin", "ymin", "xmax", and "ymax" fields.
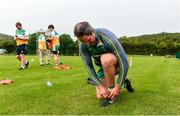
[
  {"xmin": 16, "ymin": 35, "xmax": 29, "ymax": 40},
  {"xmin": 16, "ymin": 30, "xmax": 29, "ymax": 40},
  {"xmin": 80, "ymin": 43, "xmax": 102, "ymax": 86}
]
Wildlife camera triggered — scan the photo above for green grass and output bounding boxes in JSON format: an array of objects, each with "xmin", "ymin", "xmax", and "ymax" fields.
[{"xmin": 0, "ymin": 55, "xmax": 179, "ymax": 115}]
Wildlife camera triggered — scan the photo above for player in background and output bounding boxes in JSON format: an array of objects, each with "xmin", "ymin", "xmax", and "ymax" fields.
[{"xmin": 14, "ymin": 22, "xmax": 29, "ymax": 70}]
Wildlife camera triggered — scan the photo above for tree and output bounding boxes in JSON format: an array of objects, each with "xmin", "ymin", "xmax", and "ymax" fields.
[
  {"xmin": 0, "ymin": 39, "xmax": 16, "ymax": 53},
  {"xmin": 28, "ymin": 33, "xmax": 36, "ymax": 54},
  {"xmin": 59, "ymin": 34, "xmax": 78, "ymax": 55}
]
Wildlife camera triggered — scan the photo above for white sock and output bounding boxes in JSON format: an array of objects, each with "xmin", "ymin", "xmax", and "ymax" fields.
[{"xmin": 21, "ymin": 65, "xmax": 25, "ymax": 69}]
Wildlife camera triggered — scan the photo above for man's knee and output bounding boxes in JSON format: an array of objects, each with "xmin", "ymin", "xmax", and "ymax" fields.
[
  {"xmin": 101, "ymin": 54, "xmax": 117, "ymax": 68},
  {"xmin": 20, "ymin": 54, "xmax": 25, "ymax": 59}
]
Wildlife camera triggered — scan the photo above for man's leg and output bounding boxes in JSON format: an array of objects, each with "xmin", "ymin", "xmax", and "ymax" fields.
[
  {"xmin": 42, "ymin": 50, "xmax": 48, "ymax": 65},
  {"xmin": 16, "ymin": 47, "xmax": 21, "ymax": 61},
  {"xmin": 19, "ymin": 54, "xmax": 25, "ymax": 69},
  {"xmin": 98, "ymin": 54, "xmax": 118, "ymax": 106},
  {"xmin": 100, "ymin": 53, "xmax": 118, "ymax": 88},
  {"xmin": 22, "ymin": 45, "xmax": 29, "ymax": 69},
  {"xmin": 39, "ymin": 50, "xmax": 43, "ymax": 65},
  {"xmin": 16, "ymin": 55, "xmax": 21, "ymax": 61},
  {"xmin": 53, "ymin": 54, "xmax": 59, "ymax": 65},
  {"xmin": 47, "ymin": 49, "xmax": 51, "ymax": 62},
  {"xmin": 96, "ymin": 53, "xmax": 118, "ymax": 99},
  {"xmin": 16, "ymin": 46, "xmax": 23, "ymax": 70},
  {"xmin": 44, "ymin": 50, "xmax": 49, "ymax": 65}
]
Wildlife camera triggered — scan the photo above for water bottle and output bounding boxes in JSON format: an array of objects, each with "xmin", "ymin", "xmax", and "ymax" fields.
[{"xmin": 47, "ymin": 81, "xmax": 52, "ymax": 87}]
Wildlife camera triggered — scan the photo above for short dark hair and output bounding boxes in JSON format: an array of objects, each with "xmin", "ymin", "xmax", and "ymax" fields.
[
  {"xmin": 74, "ymin": 21, "xmax": 95, "ymax": 37},
  {"xmin": 48, "ymin": 24, "xmax": 54, "ymax": 29},
  {"xmin": 16, "ymin": 22, "xmax": 22, "ymax": 27}
]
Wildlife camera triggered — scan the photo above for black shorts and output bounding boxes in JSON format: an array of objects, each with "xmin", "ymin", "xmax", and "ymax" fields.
[
  {"xmin": 16, "ymin": 44, "xmax": 27, "ymax": 55},
  {"xmin": 94, "ymin": 57, "xmax": 102, "ymax": 66},
  {"xmin": 52, "ymin": 51, "xmax": 58, "ymax": 54}
]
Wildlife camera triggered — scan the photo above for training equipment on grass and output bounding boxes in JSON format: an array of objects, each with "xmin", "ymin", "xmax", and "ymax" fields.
[
  {"xmin": 150, "ymin": 54, "xmax": 153, "ymax": 56},
  {"xmin": 0, "ymin": 79, "xmax": 13, "ymax": 85},
  {"xmin": 47, "ymin": 81, "xmax": 52, "ymax": 87},
  {"xmin": 53, "ymin": 64, "xmax": 72, "ymax": 70},
  {"xmin": 175, "ymin": 52, "xmax": 180, "ymax": 59}
]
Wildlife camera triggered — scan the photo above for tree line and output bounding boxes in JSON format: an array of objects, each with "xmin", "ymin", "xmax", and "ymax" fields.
[
  {"xmin": 120, "ymin": 32, "xmax": 180, "ymax": 55},
  {"xmin": 0, "ymin": 32, "xmax": 179, "ymax": 56},
  {"xmin": 0, "ymin": 33, "xmax": 79, "ymax": 55}
]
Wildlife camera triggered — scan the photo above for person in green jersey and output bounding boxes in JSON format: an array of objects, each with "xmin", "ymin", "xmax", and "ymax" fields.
[
  {"xmin": 74, "ymin": 22, "xmax": 134, "ymax": 106},
  {"xmin": 14, "ymin": 22, "xmax": 29, "ymax": 70},
  {"xmin": 46, "ymin": 24, "xmax": 62, "ymax": 65}
]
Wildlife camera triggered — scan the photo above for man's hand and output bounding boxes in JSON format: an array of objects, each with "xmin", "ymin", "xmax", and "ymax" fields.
[
  {"xmin": 97, "ymin": 85, "xmax": 109, "ymax": 99},
  {"xmin": 109, "ymin": 85, "xmax": 120, "ymax": 99}
]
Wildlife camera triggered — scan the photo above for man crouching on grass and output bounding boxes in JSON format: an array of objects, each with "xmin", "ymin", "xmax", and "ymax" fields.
[{"xmin": 74, "ymin": 21, "xmax": 134, "ymax": 107}]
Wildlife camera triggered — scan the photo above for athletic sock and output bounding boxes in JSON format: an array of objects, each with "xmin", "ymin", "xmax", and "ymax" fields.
[
  {"xmin": 25, "ymin": 61, "xmax": 28, "ymax": 64},
  {"xmin": 21, "ymin": 66, "xmax": 25, "ymax": 69}
]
